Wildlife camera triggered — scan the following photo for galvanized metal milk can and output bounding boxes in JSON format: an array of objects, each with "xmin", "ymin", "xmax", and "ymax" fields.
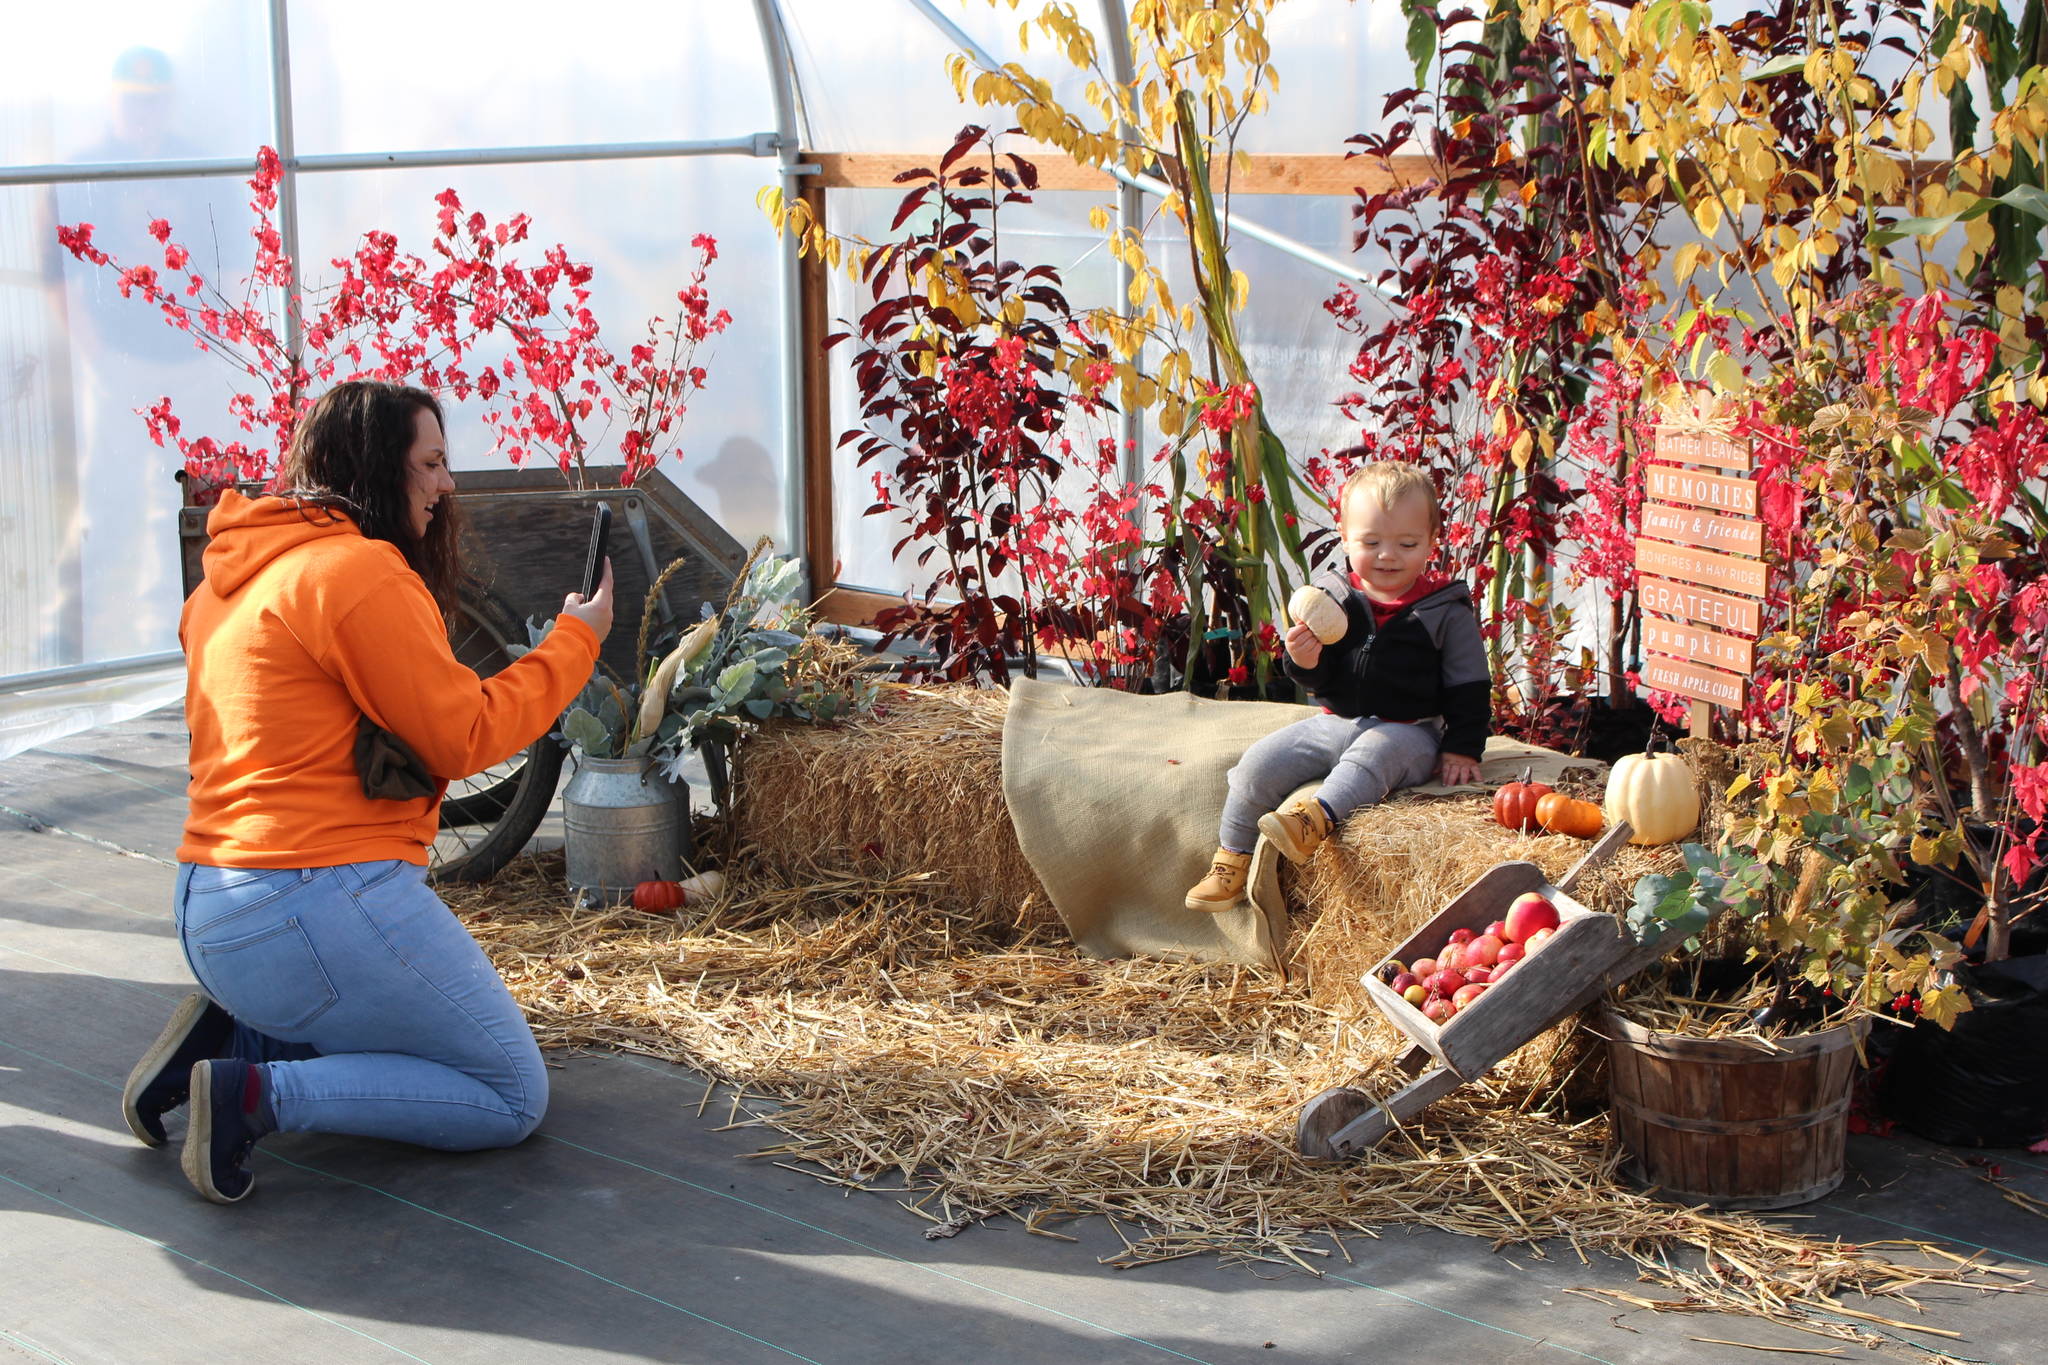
[{"xmin": 562, "ymin": 755, "xmax": 693, "ymax": 897}]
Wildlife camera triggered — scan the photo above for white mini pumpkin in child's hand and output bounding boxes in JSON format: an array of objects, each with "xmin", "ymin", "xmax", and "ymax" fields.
[{"xmin": 1287, "ymin": 585, "xmax": 1348, "ymax": 645}]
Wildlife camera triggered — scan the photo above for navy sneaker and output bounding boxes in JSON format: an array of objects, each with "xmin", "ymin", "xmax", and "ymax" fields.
[
  {"xmin": 181, "ymin": 1060, "xmax": 275, "ymax": 1204},
  {"xmin": 122, "ymin": 993, "xmax": 234, "ymax": 1146}
]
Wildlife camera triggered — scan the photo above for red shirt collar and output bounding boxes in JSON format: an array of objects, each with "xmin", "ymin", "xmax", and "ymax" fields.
[{"xmin": 1349, "ymin": 570, "xmax": 1447, "ymax": 618}]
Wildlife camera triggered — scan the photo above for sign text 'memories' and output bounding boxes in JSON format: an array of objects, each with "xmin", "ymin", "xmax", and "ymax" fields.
[{"xmin": 1647, "ymin": 465, "xmax": 1758, "ymax": 517}]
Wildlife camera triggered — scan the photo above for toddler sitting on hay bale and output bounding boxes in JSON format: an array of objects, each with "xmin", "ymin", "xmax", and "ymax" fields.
[{"xmin": 1186, "ymin": 461, "xmax": 1491, "ymax": 913}]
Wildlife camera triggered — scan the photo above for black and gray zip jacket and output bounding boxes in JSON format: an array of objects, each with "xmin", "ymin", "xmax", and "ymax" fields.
[{"xmin": 1281, "ymin": 570, "xmax": 1493, "ymax": 761}]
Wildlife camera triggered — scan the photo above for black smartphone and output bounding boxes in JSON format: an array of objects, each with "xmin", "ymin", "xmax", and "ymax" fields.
[{"xmin": 580, "ymin": 504, "xmax": 612, "ymax": 599}]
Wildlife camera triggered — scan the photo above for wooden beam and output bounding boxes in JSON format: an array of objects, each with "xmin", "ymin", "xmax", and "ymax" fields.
[
  {"xmin": 798, "ymin": 179, "xmax": 836, "ymax": 597},
  {"xmin": 812, "ymin": 585, "xmax": 903, "ymax": 629},
  {"xmin": 808, "ymin": 150, "xmax": 1960, "ymax": 201},
  {"xmin": 806, "ymin": 150, "xmax": 1439, "ymax": 195}
]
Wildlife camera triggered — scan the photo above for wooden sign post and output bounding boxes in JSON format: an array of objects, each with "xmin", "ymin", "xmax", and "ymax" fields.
[{"xmin": 1636, "ymin": 426, "xmax": 1768, "ymax": 739}]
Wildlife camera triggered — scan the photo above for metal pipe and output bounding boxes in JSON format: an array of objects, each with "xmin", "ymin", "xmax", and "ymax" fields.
[
  {"xmin": 894, "ymin": 0, "xmax": 1388, "ymax": 300},
  {"xmin": 0, "ymin": 136, "xmax": 779, "ymax": 189},
  {"xmin": 266, "ymin": 0, "xmax": 304, "ymax": 362},
  {"xmin": 1108, "ymin": 165, "xmax": 1392, "ymax": 292},
  {"xmin": 755, "ymin": 0, "xmax": 809, "ymax": 579},
  {"xmin": 1, "ymin": 653, "xmax": 184, "ymax": 693},
  {"xmin": 1098, "ymin": 0, "xmax": 1146, "ymax": 491},
  {"xmin": 903, "ymin": 0, "xmax": 1003, "ymax": 69}
]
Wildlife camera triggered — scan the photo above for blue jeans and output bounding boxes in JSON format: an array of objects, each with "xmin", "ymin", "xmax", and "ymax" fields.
[
  {"xmin": 1220, "ymin": 712, "xmax": 1444, "ymax": 852},
  {"xmin": 174, "ymin": 860, "xmax": 547, "ymax": 1151}
]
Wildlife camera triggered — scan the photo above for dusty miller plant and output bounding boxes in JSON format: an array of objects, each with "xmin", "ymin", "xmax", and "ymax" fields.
[{"xmin": 637, "ymin": 553, "xmax": 879, "ymax": 802}]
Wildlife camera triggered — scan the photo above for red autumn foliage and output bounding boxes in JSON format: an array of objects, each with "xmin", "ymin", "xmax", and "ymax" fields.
[{"xmin": 57, "ymin": 145, "xmax": 729, "ymax": 490}]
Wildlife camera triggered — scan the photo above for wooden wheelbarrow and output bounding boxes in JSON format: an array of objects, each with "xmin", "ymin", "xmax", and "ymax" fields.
[{"xmin": 1297, "ymin": 821, "xmax": 1682, "ymax": 1159}]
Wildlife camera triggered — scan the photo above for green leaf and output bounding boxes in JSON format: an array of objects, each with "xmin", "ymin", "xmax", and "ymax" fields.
[
  {"xmin": 744, "ymin": 698, "xmax": 774, "ymax": 718},
  {"xmin": 1870, "ymin": 196, "xmax": 1995, "ymax": 247},
  {"xmin": 716, "ymin": 656, "xmax": 759, "ymax": 699},
  {"xmin": 1994, "ymin": 183, "xmax": 2048, "ymax": 223},
  {"xmin": 562, "ymin": 709, "xmax": 611, "ymax": 758},
  {"xmin": 1627, "ymin": 871, "xmax": 1710, "ymax": 946},
  {"xmin": 1404, "ymin": 0, "xmax": 1437, "ymax": 88},
  {"xmin": 1746, "ymin": 52, "xmax": 1807, "ymax": 82}
]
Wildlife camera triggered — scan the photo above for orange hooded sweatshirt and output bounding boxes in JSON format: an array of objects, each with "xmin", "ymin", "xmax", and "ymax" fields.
[{"xmin": 179, "ymin": 490, "xmax": 600, "ymax": 868}]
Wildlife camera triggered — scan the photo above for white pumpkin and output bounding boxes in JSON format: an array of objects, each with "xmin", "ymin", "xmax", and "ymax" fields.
[
  {"xmin": 1287, "ymin": 585, "xmax": 1348, "ymax": 645},
  {"xmin": 1604, "ymin": 744, "xmax": 1700, "ymax": 846}
]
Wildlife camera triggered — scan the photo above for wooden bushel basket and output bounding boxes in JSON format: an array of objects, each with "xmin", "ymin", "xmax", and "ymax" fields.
[{"xmin": 1597, "ymin": 1009, "xmax": 1865, "ymax": 1210}]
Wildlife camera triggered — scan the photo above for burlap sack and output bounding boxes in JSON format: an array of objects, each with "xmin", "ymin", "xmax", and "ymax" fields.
[{"xmin": 999, "ymin": 677, "xmax": 1592, "ymax": 971}]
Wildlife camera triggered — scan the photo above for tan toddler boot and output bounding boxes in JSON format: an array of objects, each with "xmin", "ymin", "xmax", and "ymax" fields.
[
  {"xmin": 1184, "ymin": 848, "xmax": 1253, "ymax": 912},
  {"xmin": 1259, "ymin": 797, "xmax": 1333, "ymax": 864}
]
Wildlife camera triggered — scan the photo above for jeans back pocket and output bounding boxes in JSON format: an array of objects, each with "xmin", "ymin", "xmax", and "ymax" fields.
[{"xmin": 195, "ymin": 918, "xmax": 339, "ymax": 1034}]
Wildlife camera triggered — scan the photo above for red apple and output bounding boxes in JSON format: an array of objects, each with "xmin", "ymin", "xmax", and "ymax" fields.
[
  {"xmin": 1466, "ymin": 934, "xmax": 1505, "ymax": 967},
  {"xmin": 1409, "ymin": 956, "xmax": 1439, "ymax": 980},
  {"xmin": 1447, "ymin": 927, "xmax": 1476, "ymax": 946},
  {"xmin": 1452, "ymin": 982, "xmax": 1488, "ymax": 1008},
  {"xmin": 1525, "ymin": 926, "xmax": 1556, "ymax": 952},
  {"xmin": 1390, "ymin": 972, "xmax": 1419, "ymax": 993},
  {"xmin": 1423, "ymin": 997, "xmax": 1454, "ymax": 1023},
  {"xmin": 1489, "ymin": 958, "xmax": 1515, "ymax": 978},
  {"xmin": 1431, "ymin": 969, "xmax": 1467, "ymax": 995},
  {"xmin": 1438, "ymin": 943, "xmax": 1466, "ymax": 972},
  {"xmin": 1496, "ymin": 941, "xmax": 1525, "ymax": 965},
  {"xmin": 1464, "ymin": 966, "xmax": 1492, "ymax": 985},
  {"xmin": 1503, "ymin": 892, "xmax": 1561, "ymax": 944},
  {"xmin": 1402, "ymin": 983, "xmax": 1428, "ymax": 1006},
  {"xmin": 1484, "ymin": 920, "xmax": 1509, "ymax": 940}
]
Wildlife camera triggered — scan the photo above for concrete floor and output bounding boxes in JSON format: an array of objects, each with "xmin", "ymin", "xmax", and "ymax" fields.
[{"xmin": 2, "ymin": 709, "xmax": 2044, "ymax": 1365}]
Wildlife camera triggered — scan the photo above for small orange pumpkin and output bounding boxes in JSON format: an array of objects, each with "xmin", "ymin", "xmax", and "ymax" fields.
[
  {"xmin": 1534, "ymin": 791, "xmax": 1603, "ymax": 839},
  {"xmin": 631, "ymin": 870, "xmax": 727, "ymax": 913},
  {"xmin": 633, "ymin": 880, "xmax": 686, "ymax": 912},
  {"xmin": 1492, "ymin": 767, "xmax": 1553, "ymax": 832}
]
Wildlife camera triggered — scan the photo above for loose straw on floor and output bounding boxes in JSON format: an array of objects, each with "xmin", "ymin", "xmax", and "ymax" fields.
[{"xmin": 447, "ymin": 851, "xmax": 2025, "ymax": 1349}]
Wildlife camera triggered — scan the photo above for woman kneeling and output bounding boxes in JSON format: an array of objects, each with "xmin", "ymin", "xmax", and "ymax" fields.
[{"xmin": 121, "ymin": 380, "xmax": 612, "ymax": 1203}]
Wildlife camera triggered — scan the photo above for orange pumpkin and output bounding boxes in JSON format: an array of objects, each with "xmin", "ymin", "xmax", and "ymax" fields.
[
  {"xmin": 1492, "ymin": 767, "xmax": 1553, "ymax": 832},
  {"xmin": 632, "ymin": 870, "xmax": 727, "ymax": 913},
  {"xmin": 1535, "ymin": 791, "xmax": 1603, "ymax": 839},
  {"xmin": 633, "ymin": 880, "xmax": 686, "ymax": 912}
]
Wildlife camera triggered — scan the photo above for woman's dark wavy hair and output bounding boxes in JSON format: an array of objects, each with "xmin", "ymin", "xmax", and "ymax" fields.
[{"xmin": 278, "ymin": 381, "xmax": 464, "ymax": 607}]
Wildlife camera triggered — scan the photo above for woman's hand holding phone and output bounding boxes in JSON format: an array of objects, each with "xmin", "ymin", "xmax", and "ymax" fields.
[{"xmin": 561, "ymin": 558, "xmax": 615, "ymax": 642}]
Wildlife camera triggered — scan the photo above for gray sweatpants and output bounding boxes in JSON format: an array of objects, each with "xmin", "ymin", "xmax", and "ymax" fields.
[{"xmin": 1219, "ymin": 712, "xmax": 1444, "ymax": 852}]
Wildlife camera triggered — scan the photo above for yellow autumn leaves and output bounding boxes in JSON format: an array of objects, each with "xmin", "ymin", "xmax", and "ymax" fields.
[{"xmin": 1509, "ymin": 0, "xmax": 2048, "ymax": 386}]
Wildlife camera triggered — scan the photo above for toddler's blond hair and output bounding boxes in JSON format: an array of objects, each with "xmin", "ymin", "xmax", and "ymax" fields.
[{"xmin": 1339, "ymin": 461, "xmax": 1440, "ymax": 535}]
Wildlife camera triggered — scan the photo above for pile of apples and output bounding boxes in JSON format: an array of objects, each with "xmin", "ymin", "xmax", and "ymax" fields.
[{"xmin": 1378, "ymin": 892, "xmax": 1561, "ymax": 1024}]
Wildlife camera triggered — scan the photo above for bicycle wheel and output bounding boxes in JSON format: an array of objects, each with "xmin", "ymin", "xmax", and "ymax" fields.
[{"xmin": 428, "ymin": 583, "xmax": 566, "ymax": 884}]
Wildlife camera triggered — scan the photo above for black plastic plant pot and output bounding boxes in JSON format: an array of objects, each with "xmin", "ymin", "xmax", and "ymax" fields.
[{"xmin": 1875, "ymin": 954, "xmax": 2048, "ymax": 1148}]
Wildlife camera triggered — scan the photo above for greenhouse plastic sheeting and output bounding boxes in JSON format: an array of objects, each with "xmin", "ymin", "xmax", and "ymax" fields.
[
  {"xmin": 0, "ymin": 665, "xmax": 185, "ymax": 766},
  {"xmin": 1, "ymin": 2, "xmax": 790, "ymax": 761}
]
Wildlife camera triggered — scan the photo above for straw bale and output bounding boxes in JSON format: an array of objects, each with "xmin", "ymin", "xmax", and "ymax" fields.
[
  {"xmin": 449, "ymin": 851, "xmax": 2009, "ymax": 1343},
  {"xmin": 730, "ymin": 682, "xmax": 1054, "ymax": 931},
  {"xmin": 735, "ymin": 686, "xmax": 1685, "ymax": 1103}
]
